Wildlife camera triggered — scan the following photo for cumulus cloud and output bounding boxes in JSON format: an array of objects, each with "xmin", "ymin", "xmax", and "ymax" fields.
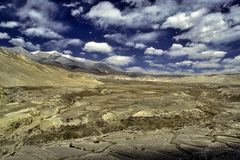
[
  {"xmin": 86, "ymin": 0, "xmax": 233, "ymax": 29},
  {"xmin": 0, "ymin": 5, "xmax": 7, "ymax": 10},
  {"xmin": 43, "ymin": 39, "xmax": 83, "ymax": 50},
  {"xmin": 190, "ymin": 50, "xmax": 227, "ymax": 60},
  {"xmin": 166, "ymin": 43, "xmax": 227, "ymax": 60},
  {"xmin": 17, "ymin": 0, "xmax": 67, "ymax": 39},
  {"xmin": 176, "ymin": 60, "xmax": 194, "ymax": 67},
  {"xmin": 175, "ymin": 7, "xmax": 240, "ymax": 44},
  {"xmin": 0, "ymin": 32, "xmax": 10, "ymax": 39},
  {"xmin": 144, "ymin": 60, "xmax": 165, "ymax": 68},
  {"xmin": 82, "ymin": 0, "xmax": 96, "ymax": 4},
  {"xmin": 193, "ymin": 61, "xmax": 221, "ymax": 69},
  {"xmin": 175, "ymin": 59, "xmax": 222, "ymax": 69},
  {"xmin": 214, "ymin": 55, "xmax": 240, "ymax": 74},
  {"xmin": 161, "ymin": 8, "xmax": 208, "ymax": 30},
  {"xmin": 144, "ymin": 47, "xmax": 164, "ymax": 56},
  {"xmin": 227, "ymin": 5, "xmax": 240, "ymax": 24},
  {"xmin": 104, "ymin": 33, "xmax": 127, "ymax": 44},
  {"xmin": 125, "ymin": 66, "xmax": 146, "ymax": 73},
  {"xmin": 104, "ymin": 33, "xmax": 147, "ymax": 49},
  {"xmin": 86, "ymin": 1, "xmax": 122, "ymax": 27},
  {"xmin": 63, "ymin": 50, "xmax": 73, "ymax": 55},
  {"xmin": 131, "ymin": 31, "xmax": 160, "ymax": 43},
  {"xmin": 9, "ymin": 37, "xmax": 40, "ymax": 51},
  {"xmin": 104, "ymin": 55, "xmax": 135, "ymax": 67},
  {"xmin": 122, "ymin": 0, "xmax": 151, "ymax": 7},
  {"xmin": 63, "ymin": 2, "xmax": 80, "ymax": 8},
  {"xmin": 126, "ymin": 66, "xmax": 178, "ymax": 75},
  {"xmin": 134, "ymin": 43, "xmax": 146, "ymax": 49},
  {"xmin": 86, "ymin": 0, "xmax": 178, "ymax": 28},
  {"xmin": 71, "ymin": 7, "xmax": 84, "ymax": 17},
  {"xmin": 83, "ymin": 41, "xmax": 113, "ymax": 53},
  {"xmin": 166, "ymin": 43, "xmax": 205, "ymax": 57},
  {"xmin": 24, "ymin": 27, "xmax": 63, "ymax": 39},
  {"xmin": 0, "ymin": 21, "xmax": 19, "ymax": 28},
  {"xmin": 222, "ymin": 55, "xmax": 240, "ymax": 72},
  {"xmin": 181, "ymin": 0, "xmax": 234, "ymax": 10}
]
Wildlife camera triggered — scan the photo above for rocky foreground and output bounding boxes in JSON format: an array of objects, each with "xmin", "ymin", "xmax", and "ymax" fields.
[{"xmin": 1, "ymin": 78, "xmax": 240, "ymax": 160}]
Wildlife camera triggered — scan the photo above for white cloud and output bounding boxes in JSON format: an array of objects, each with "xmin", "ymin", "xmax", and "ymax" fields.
[
  {"xmin": 144, "ymin": 47, "xmax": 164, "ymax": 56},
  {"xmin": 189, "ymin": 50, "xmax": 227, "ymax": 60},
  {"xmin": 166, "ymin": 43, "xmax": 205, "ymax": 57},
  {"xmin": 104, "ymin": 32, "xmax": 160, "ymax": 53},
  {"xmin": 0, "ymin": 5, "xmax": 6, "ymax": 10},
  {"xmin": 166, "ymin": 43, "xmax": 227, "ymax": 60},
  {"xmin": 175, "ymin": 59, "xmax": 221, "ymax": 69},
  {"xmin": 134, "ymin": 43, "xmax": 146, "ymax": 49},
  {"xmin": 82, "ymin": 0, "xmax": 96, "ymax": 4},
  {"xmin": 131, "ymin": 31, "xmax": 160, "ymax": 43},
  {"xmin": 0, "ymin": 21, "xmax": 19, "ymax": 28},
  {"xmin": 161, "ymin": 8, "xmax": 208, "ymax": 30},
  {"xmin": 86, "ymin": 1, "xmax": 122, "ymax": 27},
  {"xmin": 175, "ymin": 9, "xmax": 240, "ymax": 44},
  {"xmin": 176, "ymin": 60, "xmax": 194, "ymax": 67},
  {"xmin": 193, "ymin": 61, "xmax": 221, "ymax": 69},
  {"xmin": 86, "ymin": 0, "xmax": 178, "ymax": 28},
  {"xmin": 24, "ymin": 27, "xmax": 63, "ymax": 39},
  {"xmin": 0, "ymin": 32, "xmax": 10, "ymax": 39},
  {"xmin": 71, "ymin": 7, "xmax": 84, "ymax": 17},
  {"xmin": 227, "ymin": 5, "xmax": 240, "ymax": 24},
  {"xmin": 144, "ymin": 60, "xmax": 165, "ymax": 68},
  {"xmin": 17, "ymin": 0, "xmax": 68, "ymax": 39},
  {"xmin": 126, "ymin": 66, "xmax": 175, "ymax": 75},
  {"xmin": 83, "ymin": 41, "xmax": 113, "ymax": 53},
  {"xmin": 181, "ymin": 0, "xmax": 234, "ymax": 10},
  {"xmin": 122, "ymin": 0, "xmax": 151, "ymax": 7},
  {"xmin": 220, "ymin": 55, "xmax": 240, "ymax": 74},
  {"xmin": 63, "ymin": 2, "xmax": 80, "ymax": 8},
  {"xmin": 85, "ymin": 0, "xmax": 233, "ymax": 29},
  {"xmin": 104, "ymin": 33, "xmax": 127, "ymax": 44},
  {"xmin": 126, "ymin": 66, "xmax": 146, "ymax": 73},
  {"xmin": 126, "ymin": 42, "xmax": 134, "ymax": 47},
  {"xmin": 0, "ymin": 5, "xmax": 7, "ymax": 11},
  {"xmin": 43, "ymin": 39, "xmax": 83, "ymax": 50},
  {"xmin": 63, "ymin": 50, "xmax": 73, "ymax": 55},
  {"xmin": 104, "ymin": 55, "xmax": 135, "ymax": 66},
  {"xmin": 104, "ymin": 33, "xmax": 148, "ymax": 49},
  {"xmin": 9, "ymin": 37, "xmax": 40, "ymax": 51},
  {"xmin": 223, "ymin": 55, "xmax": 240, "ymax": 65}
]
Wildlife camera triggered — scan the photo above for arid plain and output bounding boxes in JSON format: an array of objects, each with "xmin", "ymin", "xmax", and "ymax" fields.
[{"xmin": 1, "ymin": 49, "xmax": 240, "ymax": 160}]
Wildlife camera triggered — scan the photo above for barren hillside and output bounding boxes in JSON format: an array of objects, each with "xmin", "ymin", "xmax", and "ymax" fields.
[{"xmin": 0, "ymin": 48, "xmax": 101, "ymax": 87}]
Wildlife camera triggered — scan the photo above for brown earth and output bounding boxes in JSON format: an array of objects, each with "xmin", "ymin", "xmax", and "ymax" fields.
[{"xmin": 0, "ymin": 78, "xmax": 240, "ymax": 160}]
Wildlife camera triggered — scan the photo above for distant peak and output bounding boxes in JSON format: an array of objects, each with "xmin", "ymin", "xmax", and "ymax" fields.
[
  {"xmin": 45, "ymin": 51, "xmax": 61, "ymax": 55},
  {"xmin": 30, "ymin": 50, "xmax": 62, "ymax": 55},
  {"xmin": 31, "ymin": 51, "xmax": 40, "ymax": 54}
]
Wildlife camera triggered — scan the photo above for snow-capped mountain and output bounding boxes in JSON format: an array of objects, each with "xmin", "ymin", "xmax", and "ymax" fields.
[{"xmin": 1, "ymin": 47, "xmax": 124, "ymax": 75}]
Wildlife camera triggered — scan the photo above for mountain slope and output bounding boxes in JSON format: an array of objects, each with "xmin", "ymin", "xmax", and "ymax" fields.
[
  {"xmin": 1, "ymin": 47, "xmax": 124, "ymax": 75},
  {"xmin": 0, "ymin": 48, "xmax": 101, "ymax": 87}
]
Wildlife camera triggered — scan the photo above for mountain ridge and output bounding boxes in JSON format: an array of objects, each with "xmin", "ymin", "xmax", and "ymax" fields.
[
  {"xmin": 0, "ymin": 47, "xmax": 124, "ymax": 75},
  {"xmin": 0, "ymin": 47, "xmax": 101, "ymax": 87}
]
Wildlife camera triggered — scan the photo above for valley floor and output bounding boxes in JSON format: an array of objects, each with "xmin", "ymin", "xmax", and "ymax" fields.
[{"xmin": 0, "ymin": 79, "xmax": 240, "ymax": 160}]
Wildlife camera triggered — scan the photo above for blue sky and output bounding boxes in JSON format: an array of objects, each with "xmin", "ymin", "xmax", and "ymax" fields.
[{"xmin": 0, "ymin": 0, "xmax": 240, "ymax": 75}]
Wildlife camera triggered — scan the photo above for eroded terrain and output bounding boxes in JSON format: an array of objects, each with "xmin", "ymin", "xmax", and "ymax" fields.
[{"xmin": 0, "ymin": 79, "xmax": 240, "ymax": 160}]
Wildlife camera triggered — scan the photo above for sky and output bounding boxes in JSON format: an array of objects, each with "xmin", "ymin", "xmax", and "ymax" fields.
[{"xmin": 0, "ymin": 0, "xmax": 240, "ymax": 75}]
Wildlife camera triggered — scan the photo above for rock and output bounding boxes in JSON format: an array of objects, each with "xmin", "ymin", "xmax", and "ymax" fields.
[
  {"xmin": 132, "ymin": 110, "xmax": 157, "ymax": 117},
  {"xmin": 102, "ymin": 112, "xmax": 117, "ymax": 123}
]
